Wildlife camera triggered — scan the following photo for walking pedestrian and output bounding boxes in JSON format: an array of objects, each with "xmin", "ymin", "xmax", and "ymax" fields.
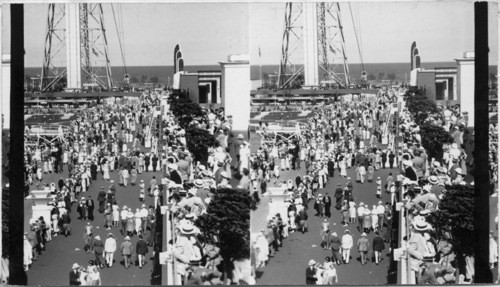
[
  {"xmin": 104, "ymin": 233, "xmax": 117, "ymax": 267},
  {"xmin": 357, "ymin": 232, "xmax": 369, "ymax": 265},
  {"xmin": 305, "ymin": 259, "xmax": 318, "ymax": 285},
  {"xmin": 341, "ymin": 230, "xmax": 353, "ymax": 264},
  {"xmin": 330, "ymin": 232, "xmax": 342, "ymax": 265},
  {"xmin": 372, "ymin": 231, "xmax": 385, "ymax": 265},
  {"xmin": 121, "ymin": 205, "xmax": 128, "ymax": 236},
  {"xmin": 136, "ymin": 234, "xmax": 148, "ymax": 268},
  {"xmin": 321, "ymin": 219, "xmax": 330, "ymax": 250},
  {"xmin": 93, "ymin": 236, "xmax": 105, "ymax": 269},
  {"xmin": 120, "ymin": 236, "xmax": 133, "ymax": 269},
  {"xmin": 69, "ymin": 263, "xmax": 82, "ymax": 286}
]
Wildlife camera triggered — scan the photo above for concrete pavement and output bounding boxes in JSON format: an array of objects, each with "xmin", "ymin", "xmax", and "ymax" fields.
[
  {"xmin": 253, "ymin": 164, "xmax": 398, "ymax": 285},
  {"xmin": 25, "ymin": 166, "xmax": 162, "ymax": 285}
]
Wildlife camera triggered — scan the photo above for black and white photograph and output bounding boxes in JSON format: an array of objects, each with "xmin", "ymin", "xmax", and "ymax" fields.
[
  {"xmin": 0, "ymin": 0, "xmax": 499, "ymax": 286},
  {"xmin": 2, "ymin": 2, "xmax": 253, "ymax": 285},
  {"xmin": 248, "ymin": 1, "xmax": 498, "ymax": 285}
]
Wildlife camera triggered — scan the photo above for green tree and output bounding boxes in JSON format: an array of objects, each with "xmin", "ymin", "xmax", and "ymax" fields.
[
  {"xmin": 367, "ymin": 73, "xmax": 376, "ymax": 81},
  {"xmin": 427, "ymin": 185, "xmax": 474, "ymax": 279},
  {"xmin": 404, "ymin": 89, "xmax": 439, "ymax": 125},
  {"xmin": 196, "ymin": 188, "xmax": 253, "ymax": 281},
  {"xmin": 378, "ymin": 72, "xmax": 386, "ymax": 80},
  {"xmin": 420, "ymin": 123, "xmax": 453, "ymax": 161},
  {"xmin": 185, "ymin": 127, "xmax": 219, "ymax": 163},
  {"xmin": 387, "ymin": 73, "xmax": 396, "ymax": 81},
  {"xmin": 141, "ymin": 75, "xmax": 148, "ymax": 83},
  {"xmin": 168, "ymin": 91, "xmax": 204, "ymax": 129}
]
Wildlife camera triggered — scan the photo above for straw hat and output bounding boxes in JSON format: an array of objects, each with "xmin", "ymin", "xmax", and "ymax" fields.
[
  {"xmin": 194, "ymin": 179, "xmax": 204, "ymax": 188},
  {"xmin": 309, "ymin": 259, "xmax": 317, "ymax": 266},
  {"xmin": 179, "ymin": 220, "xmax": 197, "ymax": 235},
  {"xmin": 361, "ymin": 232, "xmax": 367, "ymax": 237},
  {"xmin": 125, "ymin": 236, "xmax": 131, "ymax": 241},
  {"xmin": 455, "ymin": 168, "xmax": 465, "ymax": 175},
  {"xmin": 413, "ymin": 221, "xmax": 430, "ymax": 231},
  {"xmin": 72, "ymin": 263, "xmax": 80, "ymax": 269},
  {"xmin": 428, "ymin": 176, "xmax": 439, "ymax": 185}
]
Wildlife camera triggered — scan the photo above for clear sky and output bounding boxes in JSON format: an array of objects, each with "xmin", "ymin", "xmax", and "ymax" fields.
[
  {"xmin": 3, "ymin": 3, "xmax": 249, "ymax": 67},
  {"xmin": 1, "ymin": 1, "xmax": 498, "ymax": 67},
  {"xmin": 250, "ymin": 1, "xmax": 498, "ymax": 65}
]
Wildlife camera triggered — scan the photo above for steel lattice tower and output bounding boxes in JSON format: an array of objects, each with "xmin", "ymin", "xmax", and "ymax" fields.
[
  {"xmin": 278, "ymin": 2, "xmax": 350, "ymax": 89},
  {"xmin": 41, "ymin": 3, "xmax": 113, "ymax": 92}
]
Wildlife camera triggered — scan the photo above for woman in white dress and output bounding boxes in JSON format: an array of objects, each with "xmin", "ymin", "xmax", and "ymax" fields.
[
  {"xmin": 112, "ymin": 204, "xmax": 120, "ymax": 227},
  {"xmin": 81, "ymin": 171, "xmax": 88, "ymax": 193},
  {"xmin": 371, "ymin": 205, "xmax": 379, "ymax": 231},
  {"xmin": 102, "ymin": 161, "xmax": 110, "ymax": 181},
  {"xmin": 134, "ymin": 208, "xmax": 142, "ymax": 235},
  {"xmin": 339, "ymin": 159, "xmax": 347, "ymax": 178},
  {"xmin": 254, "ymin": 233, "xmax": 269, "ymax": 269}
]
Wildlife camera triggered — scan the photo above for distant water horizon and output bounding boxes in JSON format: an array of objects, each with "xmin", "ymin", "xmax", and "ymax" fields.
[{"xmin": 25, "ymin": 62, "xmax": 498, "ymax": 83}]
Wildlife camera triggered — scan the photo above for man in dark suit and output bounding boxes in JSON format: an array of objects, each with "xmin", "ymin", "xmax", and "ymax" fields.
[
  {"xmin": 334, "ymin": 184, "xmax": 343, "ymax": 210},
  {"xmin": 298, "ymin": 209, "xmax": 308, "ymax": 233},
  {"xmin": 152, "ymin": 154, "xmax": 159, "ymax": 172},
  {"xmin": 381, "ymin": 150, "xmax": 387, "ymax": 169},
  {"xmin": 388, "ymin": 151, "xmax": 395, "ymax": 169},
  {"xmin": 305, "ymin": 259, "xmax": 317, "ymax": 285},
  {"xmin": 136, "ymin": 235, "xmax": 149, "ymax": 268},
  {"xmin": 327, "ymin": 158, "xmax": 335, "ymax": 178},
  {"xmin": 144, "ymin": 154, "xmax": 151, "ymax": 172},
  {"xmin": 323, "ymin": 193, "xmax": 332, "ymax": 218},
  {"xmin": 97, "ymin": 187, "xmax": 107, "ymax": 213},
  {"xmin": 86, "ymin": 196, "xmax": 95, "ymax": 221},
  {"xmin": 69, "ymin": 263, "xmax": 81, "ymax": 285},
  {"xmin": 90, "ymin": 162, "xmax": 98, "ymax": 181},
  {"xmin": 64, "ymin": 193, "xmax": 72, "ymax": 213}
]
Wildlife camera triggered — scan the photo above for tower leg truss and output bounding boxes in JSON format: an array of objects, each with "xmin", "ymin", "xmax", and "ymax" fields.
[
  {"xmin": 278, "ymin": 2, "xmax": 351, "ymax": 89},
  {"xmin": 41, "ymin": 3, "xmax": 113, "ymax": 92}
]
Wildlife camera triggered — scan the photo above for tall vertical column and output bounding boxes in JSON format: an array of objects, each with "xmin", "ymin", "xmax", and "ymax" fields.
[
  {"xmin": 220, "ymin": 56, "xmax": 250, "ymax": 132},
  {"xmin": 65, "ymin": 3, "xmax": 81, "ymax": 90},
  {"xmin": 456, "ymin": 54, "xmax": 475, "ymax": 127},
  {"xmin": 303, "ymin": 2, "xmax": 318, "ymax": 87}
]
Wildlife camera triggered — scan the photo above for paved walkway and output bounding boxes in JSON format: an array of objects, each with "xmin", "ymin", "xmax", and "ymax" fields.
[
  {"xmin": 25, "ymin": 166, "xmax": 163, "ymax": 285},
  {"xmin": 253, "ymin": 163, "xmax": 398, "ymax": 285}
]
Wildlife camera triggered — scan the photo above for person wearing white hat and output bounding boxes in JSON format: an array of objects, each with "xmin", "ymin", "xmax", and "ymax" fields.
[
  {"xmin": 69, "ymin": 263, "xmax": 82, "ymax": 285},
  {"xmin": 104, "ymin": 233, "xmax": 117, "ymax": 268},
  {"xmin": 357, "ymin": 232, "xmax": 369, "ymax": 265},
  {"xmin": 120, "ymin": 236, "xmax": 133, "ymax": 269},
  {"xmin": 408, "ymin": 221, "xmax": 432, "ymax": 272},
  {"xmin": 341, "ymin": 230, "xmax": 353, "ymax": 264},
  {"xmin": 357, "ymin": 203, "xmax": 365, "ymax": 231},
  {"xmin": 121, "ymin": 206, "xmax": 129, "ymax": 236},
  {"xmin": 305, "ymin": 259, "xmax": 318, "ymax": 285}
]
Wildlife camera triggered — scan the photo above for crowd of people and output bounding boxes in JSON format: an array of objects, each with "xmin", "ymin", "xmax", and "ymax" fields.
[
  {"xmin": 249, "ymin": 87, "xmax": 494, "ymax": 285},
  {"xmin": 23, "ymin": 91, "xmax": 252, "ymax": 285},
  {"xmin": 250, "ymin": 94, "xmax": 398, "ymax": 284}
]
